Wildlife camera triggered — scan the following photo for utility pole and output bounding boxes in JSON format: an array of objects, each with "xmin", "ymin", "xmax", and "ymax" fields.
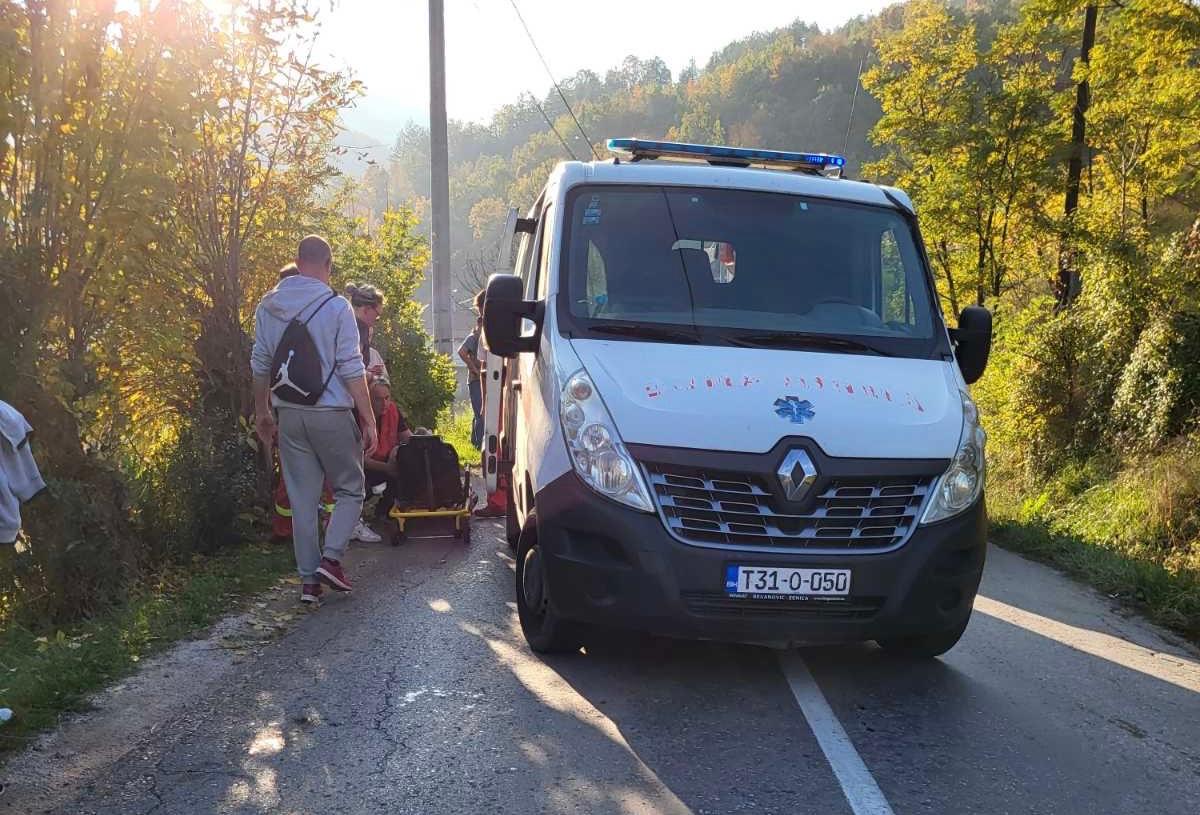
[
  {"xmin": 1056, "ymin": 3, "xmax": 1098, "ymax": 311},
  {"xmin": 429, "ymin": 0, "xmax": 452, "ymax": 354}
]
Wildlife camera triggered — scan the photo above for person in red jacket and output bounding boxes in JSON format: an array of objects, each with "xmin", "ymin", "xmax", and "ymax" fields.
[
  {"xmin": 364, "ymin": 379, "xmax": 413, "ymax": 523},
  {"xmin": 271, "ymin": 443, "xmax": 334, "ymax": 541}
]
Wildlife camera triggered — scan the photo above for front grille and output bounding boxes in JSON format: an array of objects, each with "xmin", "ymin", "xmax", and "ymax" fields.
[
  {"xmin": 646, "ymin": 463, "xmax": 933, "ymax": 552},
  {"xmin": 682, "ymin": 592, "xmax": 883, "ymax": 620}
]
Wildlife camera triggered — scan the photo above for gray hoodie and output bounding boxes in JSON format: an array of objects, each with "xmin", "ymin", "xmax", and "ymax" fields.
[
  {"xmin": 1, "ymin": 400, "xmax": 45, "ymax": 544},
  {"xmin": 250, "ymin": 275, "xmax": 365, "ymax": 410}
]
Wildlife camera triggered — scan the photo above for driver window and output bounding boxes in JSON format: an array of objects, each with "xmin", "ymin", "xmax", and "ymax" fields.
[
  {"xmin": 513, "ymin": 224, "xmax": 537, "ymax": 297},
  {"xmin": 516, "ymin": 198, "xmax": 544, "ymax": 300},
  {"xmin": 880, "ymin": 229, "xmax": 914, "ymax": 329},
  {"xmin": 536, "ymin": 205, "xmax": 553, "ymax": 299},
  {"xmin": 514, "ymin": 229, "xmax": 535, "ymax": 296}
]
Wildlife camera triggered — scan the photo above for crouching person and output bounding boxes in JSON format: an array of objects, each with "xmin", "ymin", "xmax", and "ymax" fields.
[
  {"xmin": 364, "ymin": 379, "xmax": 412, "ymax": 524},
  {"xmin": 251, "ymin": 235, "xmax": 378, "ymax": 606}
]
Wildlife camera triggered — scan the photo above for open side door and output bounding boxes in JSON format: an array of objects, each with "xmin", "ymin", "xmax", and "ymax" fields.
[
  {"xmin": 482, "ymin": 210, "xmax": 537, "ymax": 494},
  {"xmin": 481, "ymin": 352, "xmax": 504, "ymax": 494}
]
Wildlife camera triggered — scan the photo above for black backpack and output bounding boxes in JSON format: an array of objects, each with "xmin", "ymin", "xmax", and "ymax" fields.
[
  {"xmin": 269, "ymin": 292, "xmax": 340, "ymax": 406},
  {"xmin": 392, "ymin": 436, "xmax": 467, "ymax": 510}
]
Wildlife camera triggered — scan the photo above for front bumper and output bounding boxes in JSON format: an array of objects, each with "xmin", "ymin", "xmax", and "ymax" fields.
[{"xmin": 534, "ymin": 472, "xmax": 987, "ymax": 645}]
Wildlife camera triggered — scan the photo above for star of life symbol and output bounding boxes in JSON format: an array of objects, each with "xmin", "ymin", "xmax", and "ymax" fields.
[
  {"xmin": 271, "ymin": 350, "xmax": 311, "ymax": 398},
  {"xmin": 773, "ymin": 396, "xmax": 815, "ymax": 424}
]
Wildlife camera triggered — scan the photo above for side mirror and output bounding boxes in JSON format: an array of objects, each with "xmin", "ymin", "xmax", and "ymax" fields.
[
  {"xmin": 952, "ymin": 305, "xmax": 992, "ymax": 385},
  {"xmin": 483, "ymin": 274, "xmax": 541, "ymax": 358}
]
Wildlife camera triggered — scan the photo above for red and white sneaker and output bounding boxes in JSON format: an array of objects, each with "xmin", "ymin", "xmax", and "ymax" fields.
[
  {"xmin": 300, "ymin": 583, "xmax": 322, "ymax": 605},
  {"xmin": 316, "ymin": 558, "xmax": 353, "ymax": 592}
]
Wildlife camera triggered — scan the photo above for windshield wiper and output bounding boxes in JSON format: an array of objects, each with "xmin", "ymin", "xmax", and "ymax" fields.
[
  {"xmin": 585, "ymin": 322, "xmax": 701, "ymax": 344},
  {"xmin": 724, "ymin": 331, "xmax": 891, "ymax": 356}
]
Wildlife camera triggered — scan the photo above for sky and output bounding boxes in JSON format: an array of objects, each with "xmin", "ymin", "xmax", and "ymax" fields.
[{"xmin": 316, "ymin": 0, "xmax": 896, "ymax": 143}]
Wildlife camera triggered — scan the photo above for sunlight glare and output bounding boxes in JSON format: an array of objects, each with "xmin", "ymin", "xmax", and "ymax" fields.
[
  {"xmin": 975, "ymin": 596, "xmax": 1200, "ymax": 693},
  {"xmin": 476, "ymin": 630, "xmax": 691, "ymax": 814},
  {"xmin": 247, "ymin": 722, "xmax": 285, "ymax": 756}
]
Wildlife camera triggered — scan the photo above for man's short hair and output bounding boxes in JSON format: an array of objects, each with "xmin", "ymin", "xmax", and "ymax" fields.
[{"xmin": 297, "ymin": 235, "xmax": 332, "ymax": 266}]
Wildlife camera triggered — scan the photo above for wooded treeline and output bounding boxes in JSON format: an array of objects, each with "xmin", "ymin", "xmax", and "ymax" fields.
[
  {"xmin": 4, "ymin": 0, "xmax": 1199, "ymax": 633},
  {"xmin": 870, "ymin": 0, "xmax": 1200, "ymax": 632},
  {"xmin": 0, "ymin": 0, "xmax": 453, "ymax": 624}
]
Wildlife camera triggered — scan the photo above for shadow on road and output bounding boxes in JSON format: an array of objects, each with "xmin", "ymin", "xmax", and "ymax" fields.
[{"xmin": 21, "ymin": 528, "xmax": 1199, "ymax": 815}]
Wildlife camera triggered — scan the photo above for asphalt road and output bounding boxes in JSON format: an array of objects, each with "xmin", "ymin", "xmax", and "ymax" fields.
[{"xmin": 8, "ymin": 520, "xmax": 1199, "ymax": 815}]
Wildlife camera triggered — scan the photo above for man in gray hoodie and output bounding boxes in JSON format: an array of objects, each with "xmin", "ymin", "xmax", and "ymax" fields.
[{"xmin": 252, "ymin": 235, "xmax": 378, "ymax": 604}]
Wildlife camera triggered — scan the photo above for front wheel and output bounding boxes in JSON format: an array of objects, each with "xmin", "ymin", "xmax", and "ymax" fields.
[
  {"xmin": 515, "ymin": 523, "xmax": 582, "ymax": 654},
  {"xmin": 876, "ymin": 615, "xmax": 970, "ymax": 659}
]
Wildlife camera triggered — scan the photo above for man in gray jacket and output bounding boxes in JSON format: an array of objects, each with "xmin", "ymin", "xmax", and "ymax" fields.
[{"xmin": 251, "ymin": 235, "xmax": 378, "ymax": 605}]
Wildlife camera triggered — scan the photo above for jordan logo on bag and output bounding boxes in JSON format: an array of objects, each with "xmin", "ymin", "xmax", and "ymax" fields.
[{"xmin": 271, "ymin": 350, "xmax": 311, "ymax": 398}]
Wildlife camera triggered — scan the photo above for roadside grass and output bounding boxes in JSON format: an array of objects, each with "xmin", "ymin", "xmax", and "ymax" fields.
[
  {"xmin": 0, "ymin": 542, "xmax": 293, "ymax": 759},
  {"xmin": 989, "ymin": 448, "xmax": 1200, "ymax": 641},
  {"xmin": 437, "ymin": 403, "xmax": 478, "ymax": 466}
]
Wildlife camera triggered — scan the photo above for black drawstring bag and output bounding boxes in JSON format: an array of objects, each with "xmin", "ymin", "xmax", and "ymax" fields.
[{"xmin": 269, "ymin": 292, "xmax": 340, "ymax": 406}]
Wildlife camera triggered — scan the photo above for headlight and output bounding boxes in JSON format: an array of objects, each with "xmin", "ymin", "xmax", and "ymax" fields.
[
  {"xmin": 921, "ymin": 391, "xmax": 986, "ymax": 524},
  {"xmin": 560, "ymin": 370, "xmax": 654, "ymax": 512}
]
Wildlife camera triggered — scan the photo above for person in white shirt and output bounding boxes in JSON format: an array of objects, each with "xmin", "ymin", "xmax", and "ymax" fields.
[{"xmin": 0, "ymin": 400, "xmax": 46, "ymax": 545}]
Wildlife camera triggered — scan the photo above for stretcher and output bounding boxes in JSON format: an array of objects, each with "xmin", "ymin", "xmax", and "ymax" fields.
[{"xmin": 386, "ymin": 438, "xmax": 478, "ymax": 544}]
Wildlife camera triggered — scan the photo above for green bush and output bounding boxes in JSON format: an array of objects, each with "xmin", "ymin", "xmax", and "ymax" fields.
[
  {"xmin": 384, "ymin": 308, "xmax": 458, "ymax": 430},
  {"xmin": 991, "ymin": 436, "xmax": 1200, "ymax": 637},
  {"xmin": 995, "ymin": 305, "xmax": 1113, "ymax": 478},
  {"xmin": 136, "ymin": 415, "xmax": 260, "ymax": 563},
  {"xmin": 436, "ymin": 403, "xmax": 478, "ymax": 466},
  {"xmin": 326, "ymin": 208, "xmax": 457, "ymax": 429},
  {"xmin": 1109, "ymin": 313, "xmax": 1197, "ymax": 452},
  {"xmin": 0, "ymin": 464, "xmax": 135, "ymax": 626}
]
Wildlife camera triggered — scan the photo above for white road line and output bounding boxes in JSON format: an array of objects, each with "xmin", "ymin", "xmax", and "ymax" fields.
[{"xmin": 778, "ymin": 651, "xmax": 896, "ymax": 815}]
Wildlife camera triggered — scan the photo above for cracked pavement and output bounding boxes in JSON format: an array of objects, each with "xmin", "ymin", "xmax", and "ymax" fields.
[{"xmin": 5, "ymin": 520, "xmax": 1199, "ymax": 814}]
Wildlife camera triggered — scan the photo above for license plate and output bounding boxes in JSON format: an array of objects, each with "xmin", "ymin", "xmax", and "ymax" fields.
[{"xmin": 725, "ymin": 565, "xmax": 851, "ymax": 598}]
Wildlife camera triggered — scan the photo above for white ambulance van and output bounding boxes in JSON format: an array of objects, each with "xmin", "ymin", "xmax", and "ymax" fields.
[{"xmin": 482, "ymin": 139, "xmax": 991, "ymax": 658}]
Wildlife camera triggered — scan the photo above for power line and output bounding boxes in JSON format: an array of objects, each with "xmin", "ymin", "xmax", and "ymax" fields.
[
  {"xmin": 506, "ymin": 0, "xmax": 600, "ymax": 160},
  {"xmin": 843, "ymin": 54, "xmax": 864, "ymax": 159},
  {"xmin": 530, "ymin": 94, "xmax": 578, "ymax": 161}
]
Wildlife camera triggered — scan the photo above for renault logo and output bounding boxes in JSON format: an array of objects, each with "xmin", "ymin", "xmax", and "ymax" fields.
[{"xmin": 778, "ymin": 449, "xmax": 818, "ymax": 502}]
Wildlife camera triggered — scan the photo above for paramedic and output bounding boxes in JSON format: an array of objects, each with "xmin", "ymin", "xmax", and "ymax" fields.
[{"xmin": 457, "ymin": 291, "xmax": 485, "ymax": 449}]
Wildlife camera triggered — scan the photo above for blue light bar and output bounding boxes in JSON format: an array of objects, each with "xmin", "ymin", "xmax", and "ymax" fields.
[{"xmin": 606, "ymin": 138, "xmax": 846, "ymax": 176}]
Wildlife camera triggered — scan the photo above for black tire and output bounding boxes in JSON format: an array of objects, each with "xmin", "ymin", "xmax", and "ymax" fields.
[
  {"xmin": 505, "ymin": 487, "xmax": 520, "ymax": 551},
  {"xmin": 877, "ymin": 615, "xmax": 970, "ymax": 659},
  {"xmin": 515, "ymin": 521, "xmax": 582, "ymax": 654}
]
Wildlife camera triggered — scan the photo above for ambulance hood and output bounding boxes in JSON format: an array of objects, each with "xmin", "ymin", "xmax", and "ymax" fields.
[{"xmin": 570, "ymin": 339, "xmax": 963, "ymax": 459}]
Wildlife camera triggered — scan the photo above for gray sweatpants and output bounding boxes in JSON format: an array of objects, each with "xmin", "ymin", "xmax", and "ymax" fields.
[{"xmin": 276, "ymin": 407, "xmax": 364, "ymax": 580}]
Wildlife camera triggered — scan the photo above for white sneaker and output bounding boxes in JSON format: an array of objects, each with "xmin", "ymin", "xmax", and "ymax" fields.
[{"xmin": 351, "ymin": 520, "xmax": 382, "ymax": 543}]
